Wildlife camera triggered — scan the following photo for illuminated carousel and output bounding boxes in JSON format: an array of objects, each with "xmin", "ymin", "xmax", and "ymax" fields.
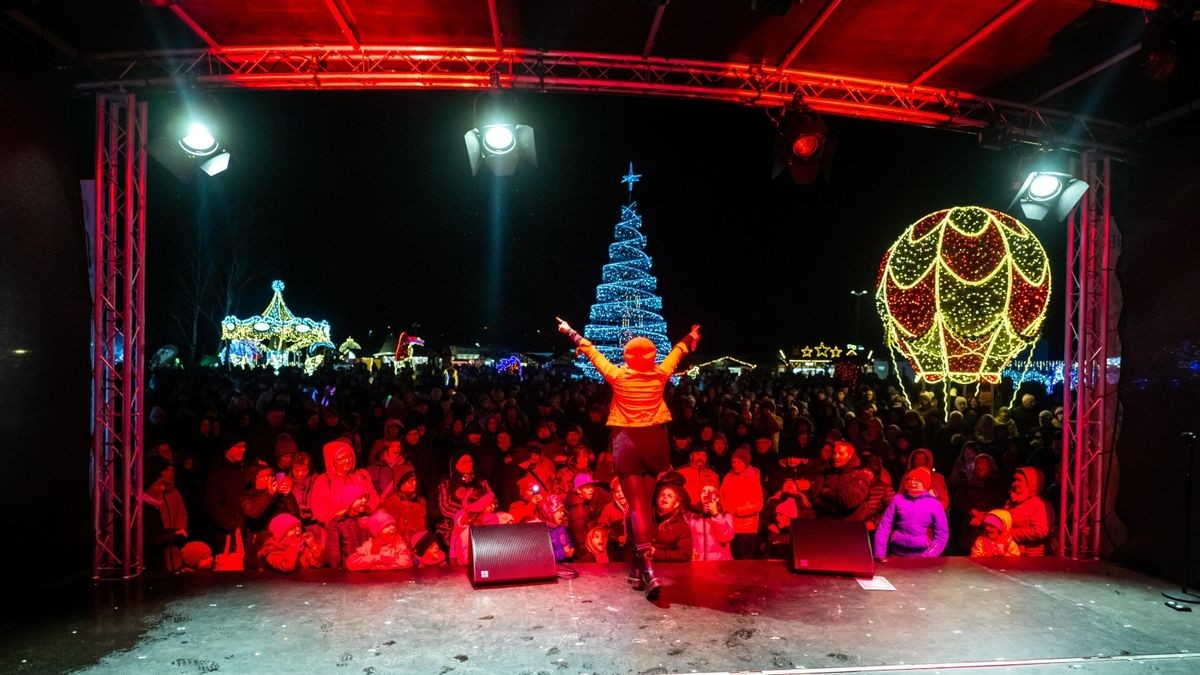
[{"xmin": 220, "ymin": 280, "xmax": 333, "ymax": 372}]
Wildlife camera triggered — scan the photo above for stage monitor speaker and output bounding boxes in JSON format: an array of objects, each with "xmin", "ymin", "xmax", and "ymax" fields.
[
  {"xmin": 468, "ymin": 522, "xmax": 557, "ymax": 587},
  {"xmin": 791, "ymin": 518, "xmax": 875, "ymax": 577}
]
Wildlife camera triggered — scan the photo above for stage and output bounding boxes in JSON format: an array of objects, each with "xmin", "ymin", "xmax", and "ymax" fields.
[{"xmin": 4, "ymin": 558, "xmax": 1198, "ymax": 674}]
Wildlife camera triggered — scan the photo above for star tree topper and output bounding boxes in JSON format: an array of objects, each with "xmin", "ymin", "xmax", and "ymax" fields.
[{"xmin": 621, "ymin": 161, "xmax": 642, "ymax": 198}]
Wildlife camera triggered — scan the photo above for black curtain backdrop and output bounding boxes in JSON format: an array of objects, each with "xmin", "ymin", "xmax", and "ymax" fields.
[
  {"xmin": 1111, "ymin": 118, "xmax": 1200, "ymax": 584},
  {"xmin": 0, "ymin": 41, "xmax": 92, "ymax": 593}
]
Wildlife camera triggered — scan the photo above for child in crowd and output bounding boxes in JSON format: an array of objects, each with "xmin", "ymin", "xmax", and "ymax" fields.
[
  {"xmin": 541, "ymin": 494, "xmax": 576, "ymax": 562},
  {"xmin": 325, "ymin": 486, "xmax": 372, "ymax": 569},
  {"xmin": 578, "ymin": 526, "xmax": 611, "ymax": 563},
  {"xmin": 690, "ymin": 485, "xmax": 734, "ymax": 561},
  {"xmin": 258, "ymin": 513, "xmax": 324, "ymax": 572},
  {"xmin": 380, "ymin": 469, "xmax": 428, "ymax": 540},
  {"xmin": 346, "ymin": 511, "xmax": 413, "ymax": 571},
  {"xmin": 650, "ymin": 481, "xmax": 693, "ymax": 562},
  {"xmin": 449, "ymin": 489, "xmax": 501, "ymax": 566},
  {"xmin": 873, "ymin": 467, "xmax": 949, "ymax": 561},
  {"xmin": 970, "ymin": 508, "xmax": 1021, "ymax": 557},
  {"xmin": 410, "ymin": 530, "xmax": 447, "ymax": 567},
  {"xmin": 179, "ymin": 541, "xmax": 214, "ymax": 572}
]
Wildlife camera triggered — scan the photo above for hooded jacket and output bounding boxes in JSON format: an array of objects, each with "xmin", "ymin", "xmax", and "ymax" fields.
[
  {"xmin": 576, "ymin": 337, "xmax": 691, "ymax": 427},
  {"xmin": 1006, "ymin": 466, "xmax": 1054, "ymax": 556},
  {"xmin": 873, "ymin": 487, "xmax": 949, "ymax": 559},
  {"xmin": 310, "ymin": 441, "xmax": 381, "ymax": 524},
  {"xmin": 906, "ymin": 448, "xmax": 950, "ymax": 511},
  {"xmin": 970, "ymin": 508, "xmax": 1021, "ymax": 557}
]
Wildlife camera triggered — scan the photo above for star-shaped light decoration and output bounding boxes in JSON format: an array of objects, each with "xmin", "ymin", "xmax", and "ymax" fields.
[
  {"xmin": 814, "ymin": 342, "xmax": 830, "ymax": 358},
  {"xmin": 800, "ymin": 346, "xmax": 814, "ymax": 358},
  {"xmin": 621, "ymin": 161, "xmax": 641, "ymax": 198},
  {"xmin": 829, "ymin": 346, "xmax": 843, "ymax": 358}
]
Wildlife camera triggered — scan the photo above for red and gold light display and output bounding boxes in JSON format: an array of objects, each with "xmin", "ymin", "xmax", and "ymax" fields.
[{"xmin": 876, "ymin": 206, "xmax": 1050, "ymax": 384}]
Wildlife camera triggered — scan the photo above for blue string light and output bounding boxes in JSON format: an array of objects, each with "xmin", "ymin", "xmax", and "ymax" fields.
[{"xmin": 579, "ymin": 165, "xmax": 669, "ymax": 380}]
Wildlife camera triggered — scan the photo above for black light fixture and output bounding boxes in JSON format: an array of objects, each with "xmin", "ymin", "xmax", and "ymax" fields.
[
  {"xmin": 464, "ymin": 87, "xmax": 537, "ymax": 177},
  {"xmin": 772, "ymin": 106, "xmax": 836, "ymax": 185},
  {"xmin": 1009, "ymin": 171, "xmax": 1088, "ymax": 223}
]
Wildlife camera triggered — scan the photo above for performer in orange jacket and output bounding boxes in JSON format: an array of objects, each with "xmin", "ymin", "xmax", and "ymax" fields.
[{"xmin": 556, "ymin": 317, "xmax": 700, "ymax": 600}]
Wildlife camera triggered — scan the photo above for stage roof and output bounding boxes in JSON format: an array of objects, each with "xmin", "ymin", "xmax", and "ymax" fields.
[{"xmin": 3, "ymin": 1, "xmax": 1195, "ymax": 144}]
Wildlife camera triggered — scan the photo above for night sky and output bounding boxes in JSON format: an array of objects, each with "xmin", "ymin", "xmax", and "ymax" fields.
[{"xmin": 132, "ymin": 89, "xmax": 1067, "ymax": 361}]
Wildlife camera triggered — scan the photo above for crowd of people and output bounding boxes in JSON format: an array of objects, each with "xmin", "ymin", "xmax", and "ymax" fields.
[{"xmin": 139, "ymin": 362, "xmax": 1061, "ymax": 575}]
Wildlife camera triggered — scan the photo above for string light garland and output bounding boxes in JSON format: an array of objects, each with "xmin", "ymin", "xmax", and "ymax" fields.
[
  {"xmin": 579, "ymin": 163, "xmax": 670, "ymax": 380},
  {"xmin": 876, "ymin": 206, "xmax": 1051, "ymax": 385},
  {"xmin": 220, "ymin": 280, "xmax": 332, "ymax": 370}
]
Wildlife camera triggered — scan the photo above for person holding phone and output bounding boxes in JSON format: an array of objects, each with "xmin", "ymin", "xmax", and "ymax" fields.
[{"xmin": 556, "ymin": 316, "xmax": 700, "ymax": 600}]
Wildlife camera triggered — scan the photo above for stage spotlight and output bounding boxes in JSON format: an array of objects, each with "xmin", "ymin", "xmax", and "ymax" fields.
[
  {"xmin": 772, "ymin": 108, "xmax": 835, "ymax": 185},
  {"xmin": 1010, "ymin": 171, "xmax": 1088, "ymax": 223},
  {"xmin": 148, "ymin": 116, "xmax": 231, "ymax": 181},
  {"xmin": 464, "ymin": 90, "xmax": 537, "ymax": 177},
  {"xmin": 179, "ymin": 123, "xmax": 219, "ymax": 156}
]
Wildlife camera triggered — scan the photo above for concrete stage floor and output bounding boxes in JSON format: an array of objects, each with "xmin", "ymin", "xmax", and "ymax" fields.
[{"xmin": 3, "ymin": 557, "xmax": 1199, "ymax": 674}]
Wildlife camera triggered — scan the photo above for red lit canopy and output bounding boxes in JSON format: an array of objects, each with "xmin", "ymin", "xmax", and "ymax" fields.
[{"xmin": 2, "ymin": 1, "xmax": 1181, "ymax": 148}]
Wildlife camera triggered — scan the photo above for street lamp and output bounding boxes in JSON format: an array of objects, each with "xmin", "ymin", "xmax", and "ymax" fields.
[{"xmin": 850, "ymin": 290, "xmax": 869, "ymax": 347}]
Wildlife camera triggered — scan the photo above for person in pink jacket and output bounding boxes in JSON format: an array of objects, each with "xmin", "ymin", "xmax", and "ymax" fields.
[
  {"xmin": 688, "ymin": 485, "xmax": 735, "ymax": 561},
  {"xmin": 310, "ymin": 440, "xmax": 381, "ymax": 526},
  {"xmin": 719, "ymin": 447, "xmax": 764, "ymax": 559},
  {"xmin": 557, "ymin": 316, "xmax": 700, "ymax": 600}
]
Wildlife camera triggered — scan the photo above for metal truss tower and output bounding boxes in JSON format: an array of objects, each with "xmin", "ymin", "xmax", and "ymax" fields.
[
  {"xmin": 1059, "ymin": 153, "xmax": 1114, "ymax": 560},
  {"xmin": 92, "ymin": 93, "xmax": 148, "ymax": 580}
]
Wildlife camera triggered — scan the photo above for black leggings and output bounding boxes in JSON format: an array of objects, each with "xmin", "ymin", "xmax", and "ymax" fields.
[{"xmin": 611, "ymin": 425, "xmax": 670, "ymax": 550}]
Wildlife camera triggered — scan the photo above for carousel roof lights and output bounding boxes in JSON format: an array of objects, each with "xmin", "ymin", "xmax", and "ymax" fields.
[{"xmin": 220, "ymin": 280, "xmax": 332, "ymax": 359}]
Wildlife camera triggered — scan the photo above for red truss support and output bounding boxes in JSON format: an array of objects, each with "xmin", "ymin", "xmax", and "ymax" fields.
[
  {"xmin": 93, "ymin": 93, "xmax": 148, "ymax": 580},
  {"xmin": 77, "ymin": 47, "xmax": 1129, "ymax": 153},
  {"xmin": 1059, "ymin": 153, "xmax": 1114, "ymax": 560}
]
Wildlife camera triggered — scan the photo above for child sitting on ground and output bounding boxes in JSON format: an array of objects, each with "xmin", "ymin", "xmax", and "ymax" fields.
[
  {"xmin": 258, "ymin": 513, "xmax": 324, "ymax": 572},
  {"xmin": 410, "ymin": 530, "xmax": 447, "ymax": 567},
  {"xmin": 346, "ymin": 511, "xmax": 414, "ymax": 571}
]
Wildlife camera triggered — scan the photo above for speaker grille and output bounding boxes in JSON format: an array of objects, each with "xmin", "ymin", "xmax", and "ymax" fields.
[
  {"xmin": 468, "ymin": 523, "xmax": 557, "ymax": 587},
  {"xmin": 790, "ymin": 519, "xmax": 875, "ymax": 577}
]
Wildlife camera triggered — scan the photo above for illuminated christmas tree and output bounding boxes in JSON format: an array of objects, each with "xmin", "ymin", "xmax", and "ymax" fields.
[{"xmin": 579, "ymin": 163, "xmax": 671, "ymax": 380}]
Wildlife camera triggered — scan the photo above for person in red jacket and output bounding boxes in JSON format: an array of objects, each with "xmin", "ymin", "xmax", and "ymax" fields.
[{"xmin": 557, "ymin": 316, "xmax": 700, "ymax": 600}]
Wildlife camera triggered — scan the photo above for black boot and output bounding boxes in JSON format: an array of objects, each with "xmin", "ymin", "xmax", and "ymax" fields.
[
  {"xmin": 638, "ymin": 544, "xmax": 663, "ymax": 601},
  {"xmin": 627, "ymin": 555, "xmax": 644, "ymax": 591}
]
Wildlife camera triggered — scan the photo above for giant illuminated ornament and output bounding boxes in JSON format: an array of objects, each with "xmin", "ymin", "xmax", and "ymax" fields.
[
  {"xmin": 876, "ymin": 206, "xmax": 1050, "ymax": 385},
  {"xmin": 220, "ymin": 280, "xmax": 333, "ymax": 371}
]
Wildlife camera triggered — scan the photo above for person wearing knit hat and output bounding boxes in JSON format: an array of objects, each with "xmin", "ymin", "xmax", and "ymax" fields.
[
  {"xmin": 971, "ymin": 508, "xmax": 1021, "ymax": 557},
  {"xmin": 410, "ymin": 530, "xmax": 446, "ymax": 567},
  {"xmin": 379, "ymin": 468, "xmax": 427, "ymax": 540},
  {"xmin": 719, "ymin": 444, "xmax": 764, "ymax": 560},
  {"xmin": 258, "ymin": 513, "xmax": 323, "ymax": 572},
  {"xmin": 179, "ymin": 541, "xmax": 213, "ymax": 572},
  {"xmin": 435, "ymin": 450, "xmax": 492, "ymax": 550},
  {"xmin": 677, "ymin": 445, "xmax": 719, "ymax": 508},
  {"xmin": 556, "ymin": 315, "xmax": 701, "ymax": 599},
  {"xmin": 269, "ymin": 513, "xmax": 302, "ymax": 541},
  {"xmin": 346, "ymin": 509, "xmax": 412, "ymax": 571},
  {"xmin": 273, "ymin": 433, "xmax": 299, "ymax": 471},
  {"xmin": 731, "ymin": 446, "xmax": 752, "ymax": 468},
  {"xmin": 872, "ymin": 467, "xmax": 949, "ymax": 561},
  {"xmin": 144, "ymin": 455, "xmax": 189, "ymax": 573},
  {"xmin": 565, "ymin": 471, "xmax": 612, "ymax": 555}
]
